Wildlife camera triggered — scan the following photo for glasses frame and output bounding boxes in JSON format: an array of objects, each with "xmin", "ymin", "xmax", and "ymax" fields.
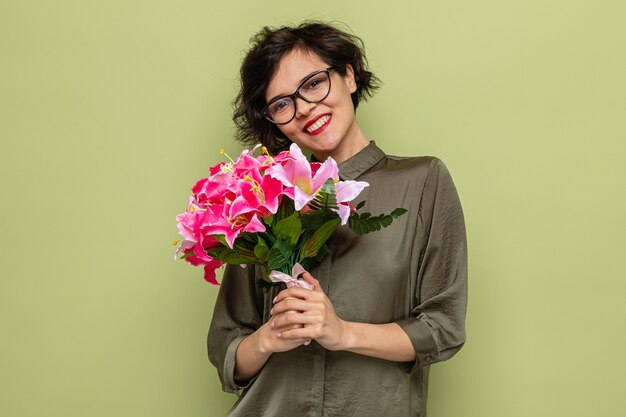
[{"xmin": 263, "ymin": 67, "xmax": 336, "ymax": 125}]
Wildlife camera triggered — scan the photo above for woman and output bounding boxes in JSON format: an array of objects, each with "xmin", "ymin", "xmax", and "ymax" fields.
[{"xmin": 208, "ymin": 21, "xmax": 467, "ymax": 417}]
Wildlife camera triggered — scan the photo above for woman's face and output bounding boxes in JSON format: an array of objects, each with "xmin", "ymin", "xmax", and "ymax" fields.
[{"xmin": 264, "ymin": 48, "xmax": 365, "ymax": 162}]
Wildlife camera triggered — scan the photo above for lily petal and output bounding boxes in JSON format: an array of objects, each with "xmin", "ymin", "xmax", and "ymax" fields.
[
  {"xmin": 266, "ymin": 143, "xmax": 312, "ymax": 188},
  {"xmin": 294, "ymin": 186, "xmax": 315, "ymax": 211},
  {"xmin": 244, "ymin": 214, "xmax": 266, "ymax": 233},
  {"xmin": 335, "ymin": 180, "xmax": 369, "ymax": 203},
  {"xmin": 311, "ymin": 157, "xmax": 339, "ymax": 192},
  {"xmin": 335, "ymin": 203, "xmax": 352, "ymax": 225},
  {"xmin": 202, "ymin": 258, "xmax": 223, "ymax": 285}
]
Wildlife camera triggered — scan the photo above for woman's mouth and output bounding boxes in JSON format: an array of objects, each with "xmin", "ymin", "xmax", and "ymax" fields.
[{"xmin": 304, "ymin": 114, "xmax": 331, "ymax": 135}]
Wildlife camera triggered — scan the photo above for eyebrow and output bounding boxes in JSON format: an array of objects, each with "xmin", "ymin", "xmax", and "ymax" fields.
[{"xmin": 266, "ymin": 69, "xmax": 323, "ymax": 104}]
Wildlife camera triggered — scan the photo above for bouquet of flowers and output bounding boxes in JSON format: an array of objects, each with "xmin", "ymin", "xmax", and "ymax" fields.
[{"xmin": 174, "ymin": 143, "xmax": 406, "ymax": 288}]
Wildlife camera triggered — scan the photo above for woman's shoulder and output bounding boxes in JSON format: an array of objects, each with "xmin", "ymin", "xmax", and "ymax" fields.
[
  {"xmin": 384, "ymin": 153, "xmax": 442, "ymax": 165},
  {"xmin": 377, "ymin": 153, "xmax": 449, "ymax": 177}
]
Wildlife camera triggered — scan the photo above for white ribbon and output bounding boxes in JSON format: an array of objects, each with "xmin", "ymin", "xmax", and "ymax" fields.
[
  {"xmin": 269, "ymin": 262, "xmax": 314, "ymax": 290},
  {"xmin": 269, "ymin": 262, "xmax": 313, "ymax": 345}
]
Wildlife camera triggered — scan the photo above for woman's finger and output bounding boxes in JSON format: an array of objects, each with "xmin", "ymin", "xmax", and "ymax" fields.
[
  {"xmin": 277, "ymin": 327, "xmax": 316, "ymax": 340},
  {"xmin": 274, "ymin": 287, "xmax": 318, "ymax": 303},
  {"xmin": 271, "ymin": 298, "xmax": 319, "ymax": 315},
  {"xmin": 271, "ymin": 312, "xmax": 319, "ymax": 330},
  {"xmin": 301, "ymin": 272, "xmax": 322, "ymax": 292}
]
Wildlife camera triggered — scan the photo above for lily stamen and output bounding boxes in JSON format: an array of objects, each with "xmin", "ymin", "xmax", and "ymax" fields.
[
  {"xmin": 219, "ymin": 148, "xmax": 236, "ymax": 164},
  {"xmin": 244, "ymin": 175, "xmax": 266, "ymax": 202}
]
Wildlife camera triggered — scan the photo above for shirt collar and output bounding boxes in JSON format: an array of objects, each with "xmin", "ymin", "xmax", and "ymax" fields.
[{"xmin": 337, "ymin": 141, "xmax": 386, "ymax": 180}]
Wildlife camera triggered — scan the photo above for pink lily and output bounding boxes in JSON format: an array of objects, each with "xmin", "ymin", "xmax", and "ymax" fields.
[
  {"xmin": 175, "ymin": 207, "xmax": 225, "ymax": 284},
  {"xmin": 229, "ymin": 174, "xmax": 284, "ymax": 218},
  {"xmin": 266, "ymin": 143, "xmax": 369, "ymax": 224},
  {"xmin": 201, "ymin": 201, "xmax": 267, "ymax": 249},
  {"xmin": 184, "ymin": 238, "xmax": 224, "ymax": 285},
  {"xmin": 266, "ymin": 143, "xmax": 339, "ymax": 210},
  {"xmin": 334, "ymin": 180, "xmax": 369, "ymax": 224}
]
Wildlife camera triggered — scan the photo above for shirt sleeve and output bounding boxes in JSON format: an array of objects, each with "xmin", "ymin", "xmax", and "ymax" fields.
[
  {"xmin": 395, "ymin": 158, "xmax": 468, "ymax": 371},
  {"xmin": 207, "ymin": 263, "xmax": 264, "ymax": 395}
]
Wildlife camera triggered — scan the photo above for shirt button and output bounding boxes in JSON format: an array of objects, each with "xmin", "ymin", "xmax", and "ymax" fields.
[{"xmin": 424, "ymin": 355, "xmax": 432, "ymax": 364}]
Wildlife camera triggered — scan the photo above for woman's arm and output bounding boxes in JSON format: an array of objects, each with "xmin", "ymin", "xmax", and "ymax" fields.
[
  {"xmin": 341, "ymin": 321, "xmax": 416, "ymax": 362},
  {"xmin": 233, "ymin": 325, "xmax": 272, "ymax": 382},
  {"xmin": 233, "ymin": 318, "xmax": 309, "ymax": 382},
  {"xmin": 208, "ymin": 264, "xmax": 265, "ymax": 393}
]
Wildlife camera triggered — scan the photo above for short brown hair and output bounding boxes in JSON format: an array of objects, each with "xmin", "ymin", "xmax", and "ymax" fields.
[{"xmin": 232, "ymin": 21, "xmax": 381, "ymax": 154}]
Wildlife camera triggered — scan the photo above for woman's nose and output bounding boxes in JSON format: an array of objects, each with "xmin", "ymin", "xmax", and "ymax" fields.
[{"xmin": 295, "ymin": 97, "xmax": 316, "ymax": 118}]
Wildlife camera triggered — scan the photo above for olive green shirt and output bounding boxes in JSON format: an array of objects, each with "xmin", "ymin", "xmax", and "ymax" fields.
[{"xmin": 208, "ymin": 142, "xmax": 467, "ymax": 417}]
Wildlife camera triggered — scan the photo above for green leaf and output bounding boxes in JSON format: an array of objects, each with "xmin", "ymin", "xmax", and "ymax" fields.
[
  {"xmin": 206, "ymin": 246, "xmax": 255, "ymax": 264},
  {"xmin": 263, "ymin": 232, "xmax": 276, "ymax": 245},
  {"xmin": 301, "ymin": 211, "xmax": 325, "ymax": 231},
  {"xmin": 205, "ymin": 246, "xmax": 227, "ymax": 261},
  {"xmin": 308, "ymin": 178, "xmax": 338, "ymax": 211},
  {"xmin": 355, "ymin": 200, "xmax": 366, "ymax": 210},
  {"xmin": 274, "ymin": 211, "xmax": 302, "ymax": 245},
  {"xmin": 300, "ymin": 243, "xmax": 330, "ymax": 271},
  {"xmin": 213, "ymin": 234, "xmax": 228, "ymax": 247},
  {"xmin": 240, "ymin": 232, "xmax": 258, "ymax": 246},
  {"xmin": 267, "ymin": 236, "xmax": 292, "ymax": 271},
  {"xmin": 301, "ymin": 209, "xmax": 338, "ymax": 232},
  {"xmin": 312, "ymin": 243, "xmax": 330, "ymax": 263},
  {"xmin": 274, "ymin": 198, "xmax": 295, "ymax": 225},
  {"xmin": 299, "ymin": 217, "xmax": 340, "ymax": 260},
  {"xmin": 206, "ymin": 235, "xmax": 260, "ymax": 264},
  {"xmin": 360, "ymin": 220, "xmax": 371, "ymax": 234},
  {"xmin": 254, "ymin": 235, "xmax": 270, "ymax": 261},
  {"xmin": 233, "ymin": 239, "xmax": 258, "ymax": 261},
  {"xmin": 380, "ymin": 215, "xmax": 393, "ymax": 227},
  {"xmin": 348, "ymin": 207, "xmax": 408, "ymax": 236},
  {"xmin": 179, "ymin": 251, "xmax": 194, "ymax": 260},
  {"xmin": 391, "ymin": 208, "xmax": 408, "ymax": 217}
]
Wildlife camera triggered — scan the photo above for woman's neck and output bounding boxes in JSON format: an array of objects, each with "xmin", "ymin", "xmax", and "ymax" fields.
[{"xmin": 313, "ymin": 119, "xmax": 369, "ymax": 164}]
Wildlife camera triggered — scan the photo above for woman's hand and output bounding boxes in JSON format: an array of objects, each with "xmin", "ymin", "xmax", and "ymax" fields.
[
  {"xmin": 255, "ymin": 316, "xmax": 309, "ymax": 354},
  {"xmin": 234, "ymin": 302, "xmax": 309, "ymax": 382},
  {"xmin": 236, "ymin": 270, "xmax": 416, "ymax": 382},
  {"xmin": 270, "ymin": 272, "xmax": 348, "ymax": 351}
]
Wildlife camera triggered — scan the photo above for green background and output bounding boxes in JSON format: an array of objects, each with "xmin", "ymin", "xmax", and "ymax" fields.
[{"xmin": 2, "ymin": 1, "xmax": 625, "ymax": 416}]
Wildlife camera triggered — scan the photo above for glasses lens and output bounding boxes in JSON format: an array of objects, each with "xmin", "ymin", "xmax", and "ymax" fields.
[
  {"xmin": 264, "ymin": 70, "xmax": 332, "ymax": 124},
  {"xmin": 266, "ymin": 97, "xmax": 295, "ymax": 124},
  {"xmin": 299, "ymin": 71, "xmax": 330, "ymax": 103}
]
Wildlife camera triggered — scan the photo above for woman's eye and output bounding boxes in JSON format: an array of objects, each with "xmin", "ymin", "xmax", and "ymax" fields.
[
  {"xmin": 271, "ymin": 99, "xmax": 290, "ymax": 114},
  {"xmin": 306, "ymin": 80, "xmax": 320, "ymax": 89},
  {"xmin": 304, "ymin": 76, "xmax": 326, "ymax": 90}
]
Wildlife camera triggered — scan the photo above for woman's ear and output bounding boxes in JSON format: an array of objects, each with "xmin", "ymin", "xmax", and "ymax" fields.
[{"xmin": 343, "ymin": 64, "xmax": 357, "ymax": 93}]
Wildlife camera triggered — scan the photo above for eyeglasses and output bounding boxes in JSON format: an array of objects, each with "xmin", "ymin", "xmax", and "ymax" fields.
[{"xmin": 263, "ymin": 67, "xmax": 335, "ymax": 125}]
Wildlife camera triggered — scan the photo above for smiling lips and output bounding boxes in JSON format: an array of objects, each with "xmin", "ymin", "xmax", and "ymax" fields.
[{"xmin": 304, "ymin": 114, "xmax": 331, "ymax": 135}]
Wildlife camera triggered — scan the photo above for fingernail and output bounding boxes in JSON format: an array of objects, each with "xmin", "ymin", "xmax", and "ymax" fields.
[
  {"xmin": 272, "ymin": 296, "xmax": 277, "ymax": 304},
  {"xmin": 270, "ymin": 308, "xmax": 273, "ymax": 316},
  {"xmin": 271, "ymin": 321, "xmax": 275, "ymax": 328},
  {"xmin": 276, "ymin": 332, "xmax": 282, "ymax": 338}
]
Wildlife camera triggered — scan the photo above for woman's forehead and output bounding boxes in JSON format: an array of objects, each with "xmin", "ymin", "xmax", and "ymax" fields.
[{"xmin": 265, "ymin": 49, "xmax": 328, "ymax": 99}]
